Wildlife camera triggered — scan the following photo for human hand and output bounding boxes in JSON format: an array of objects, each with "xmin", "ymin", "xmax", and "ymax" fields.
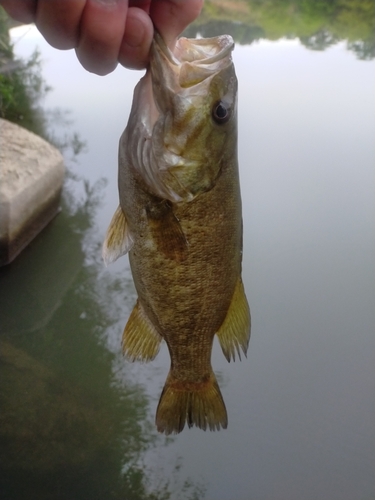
[{"xmin": 0, "ymin": 0, "xmax": 203, "ymax": 75}]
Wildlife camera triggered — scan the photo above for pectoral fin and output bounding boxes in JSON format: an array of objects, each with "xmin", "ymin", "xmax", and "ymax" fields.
[
  {"xmin": 122, "ymin": 300, "xmax": 162, "ymax": 362},
  {"xmin": 146, "ymin": 199, "xmax": 188, "ymax": 262},
  {"xmin": 216, "ymin": 278, "xmax": 251, "ymax": 362},
  {"xmin": 102, "ymin": 205, "xmax": 133, "ymax": 265}
]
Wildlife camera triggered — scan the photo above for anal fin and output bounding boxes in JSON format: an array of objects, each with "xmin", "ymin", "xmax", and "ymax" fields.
[
  {"xmin": 102, "ymin": 205, "xmax": 133, "ymax": 265},
  {"xmin": 122, "ymin": 300, "xmax": 162, "ymax": 362},
  {"xmin": 216, "ymin": 278, "xmax": 251, "ymax": 362}
]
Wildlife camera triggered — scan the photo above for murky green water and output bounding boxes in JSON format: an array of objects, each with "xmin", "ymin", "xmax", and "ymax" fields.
[{"xmin": 1, "ymin": 7, "xmax": 374, "ymax": 500}]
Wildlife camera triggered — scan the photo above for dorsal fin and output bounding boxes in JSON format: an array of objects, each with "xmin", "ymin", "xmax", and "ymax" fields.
[{"xmin": 102, "ymin": 205, "xmax": 133, "ymax": 265}]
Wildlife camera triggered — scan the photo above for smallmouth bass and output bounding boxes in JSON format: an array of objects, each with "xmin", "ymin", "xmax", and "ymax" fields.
[{"xmin": 103, "ymin": 32, "xmax": 250, "ymax": 434}]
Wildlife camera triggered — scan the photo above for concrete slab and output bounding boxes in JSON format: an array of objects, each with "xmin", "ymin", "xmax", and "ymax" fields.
[{"xmin": 0, "ymin": 118, "xmax": 65, "ymax": 265}]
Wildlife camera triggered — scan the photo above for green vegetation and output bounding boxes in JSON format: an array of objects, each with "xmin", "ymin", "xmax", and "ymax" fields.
[
  {"xmin": 188, "ymin": 0, "xmax": 375, "ymax": 59},
  {"xmin": 0, "ymin": 9, "xmax": 51, "ymax": 135},
  {"xmin": 0, "ymin": 48, "xmax": 51, "ymax": 134},
  {"xmin": 0, "ymin": 8, "xmax": 87, "ymax": 157}
]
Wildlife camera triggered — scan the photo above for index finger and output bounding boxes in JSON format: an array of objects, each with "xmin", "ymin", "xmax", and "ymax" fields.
[{"xmin": 150, "ymin": 0, "xmax": 203, "ymax": 47}]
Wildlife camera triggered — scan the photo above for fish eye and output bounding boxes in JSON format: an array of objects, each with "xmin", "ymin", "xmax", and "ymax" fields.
[{"xmin": 212, "ymin": 101, "xmax": 230, "ymax": 124}]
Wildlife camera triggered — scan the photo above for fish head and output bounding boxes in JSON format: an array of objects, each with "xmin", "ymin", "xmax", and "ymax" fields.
[
  {"xmin": 150, "ymin": 33, "xmax": 238, "ymax": 202},
  {"xmin": 131, "ymin": 33, "xmax": 238, "ymax": 203}
]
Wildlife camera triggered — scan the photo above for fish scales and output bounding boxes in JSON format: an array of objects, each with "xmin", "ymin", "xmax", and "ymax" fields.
[{"xmin": 103, "ymin": 32, "xmax": 250, "ymax": 434}]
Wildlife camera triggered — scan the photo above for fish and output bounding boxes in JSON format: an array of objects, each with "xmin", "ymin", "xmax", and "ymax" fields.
[{"xmin": 103, "ymin": 32, "xmax": 250, "ymax": 435}]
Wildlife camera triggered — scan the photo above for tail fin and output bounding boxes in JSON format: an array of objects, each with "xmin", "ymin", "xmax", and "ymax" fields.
[{"xmin": 155, "ymin": 370, "xmax": 227, "ymax": 435}]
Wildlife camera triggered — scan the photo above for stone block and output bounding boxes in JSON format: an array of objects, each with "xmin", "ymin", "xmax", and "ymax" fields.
[{"xmin": 0, "ymin": 118, "xmax": 65, "ymax": 265}]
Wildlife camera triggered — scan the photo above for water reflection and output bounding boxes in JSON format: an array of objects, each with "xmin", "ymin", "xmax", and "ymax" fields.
[
  {"xmin": 0, "ymin": 167, "xmax": 204, "ymax": 499},
  {"xmin": 185, "ymin": 0, "xmax": 375, "ymax": 60}
]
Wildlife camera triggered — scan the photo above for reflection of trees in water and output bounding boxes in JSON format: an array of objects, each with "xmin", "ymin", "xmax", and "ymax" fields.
[
  {"xmin": 299, "ymin": 29, "xmax": 339, "ymax": 51},
  {"xmin": 347, "ymin": 39, "xmax": 375, "ymax": 60},
  {"xmin": 185, "ymin": 0, "xmax": 375, "ymax": 60}
]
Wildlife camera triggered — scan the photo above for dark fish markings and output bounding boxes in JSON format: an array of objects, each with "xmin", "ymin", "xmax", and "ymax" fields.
[{"xmin": 146, "ymin": 198, "xmax": 188, "ymax": 262}]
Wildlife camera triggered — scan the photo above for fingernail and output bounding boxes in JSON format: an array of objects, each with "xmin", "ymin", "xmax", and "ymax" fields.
[{"xmin": 91, "ymin": 0, "xmax": 119, "ymax": 6}]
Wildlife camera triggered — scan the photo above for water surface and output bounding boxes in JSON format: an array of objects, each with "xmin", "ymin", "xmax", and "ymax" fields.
[{"xmin": 1, "ymin": 17, "xmax": 374, "ymax": 500}]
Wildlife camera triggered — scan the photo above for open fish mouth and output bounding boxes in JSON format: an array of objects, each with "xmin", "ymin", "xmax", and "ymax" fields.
[
  {"xmin": 152, "ymin": 31, "xmax": 235, "ymax": 88},
  {"xmin": 154, "ymin": 31, "xmax": 234, "ymax": 65},
  {"xmin": 143, "ymin": 30, "xmax": 238, "ymax": 203}
]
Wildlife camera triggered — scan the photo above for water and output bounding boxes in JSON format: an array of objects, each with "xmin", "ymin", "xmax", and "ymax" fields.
[{"xmin": 1, "ymin": 17, "xmax": 374, "ymax": 500}]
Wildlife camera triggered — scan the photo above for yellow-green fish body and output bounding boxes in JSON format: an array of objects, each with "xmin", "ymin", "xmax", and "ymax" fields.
[{"xmin": 103, "ymin": 33, "xmax": 250, "ymax": 434}]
